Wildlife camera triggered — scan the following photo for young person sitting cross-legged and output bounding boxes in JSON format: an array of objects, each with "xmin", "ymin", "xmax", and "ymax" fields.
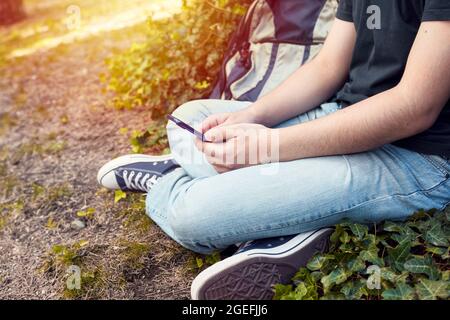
[{"xmin": 98, "ymin": 0, "xmax": 450, "ymax": 300}]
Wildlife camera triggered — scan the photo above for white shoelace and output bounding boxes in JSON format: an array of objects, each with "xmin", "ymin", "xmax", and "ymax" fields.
[{"xmin": 122, "ymin": 170, "xmax": 160, "ymax": 192}]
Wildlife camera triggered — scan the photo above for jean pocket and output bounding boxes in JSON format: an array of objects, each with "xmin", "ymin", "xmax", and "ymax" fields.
[{"xmin": 419, "ymin": 154, "xmax": 450, "ymax": 180}]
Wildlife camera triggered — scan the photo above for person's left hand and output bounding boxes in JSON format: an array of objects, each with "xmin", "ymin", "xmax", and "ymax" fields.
[{"xmin": 195, "ymin": 123, "xmax": 276, "ymax": 173}]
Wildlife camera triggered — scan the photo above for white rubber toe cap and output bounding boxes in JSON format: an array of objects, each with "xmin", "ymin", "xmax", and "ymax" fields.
[
  {"xmin": 97, "ymin": 154, "xmax": 173, "ymax": 190},
  {"xmin": 97, "ymin": 168, "xmax": 120, "ymax": 190}
]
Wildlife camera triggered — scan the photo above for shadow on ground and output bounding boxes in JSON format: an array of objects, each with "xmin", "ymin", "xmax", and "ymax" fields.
[{"xmin": 0, "ymin": 0, "xmax": 202, "ymax": 300}]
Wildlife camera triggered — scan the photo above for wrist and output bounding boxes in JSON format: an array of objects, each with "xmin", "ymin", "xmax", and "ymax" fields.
[
  {"xmin": 245, "ymin": 101, "xmax": 271, "ymax": 126},
  {"xmin": 276, "ymin": 127, "xmax": 301, "ymax": 162}
]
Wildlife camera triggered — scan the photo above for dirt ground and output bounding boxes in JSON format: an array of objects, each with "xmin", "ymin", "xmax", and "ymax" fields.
[{"xmin": 0, "ymin": 0, "xmax": 199, "ymax": 300}]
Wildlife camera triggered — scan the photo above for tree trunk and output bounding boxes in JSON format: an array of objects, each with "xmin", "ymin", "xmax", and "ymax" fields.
[{"xmin": 0, "ymin": 0, "xmax": 25, "ymax": 26}]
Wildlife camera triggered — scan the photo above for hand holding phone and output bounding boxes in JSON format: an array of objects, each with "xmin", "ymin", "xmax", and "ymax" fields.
[{"xmin": 167, "ymin": 114, "xmax": 212, "ymax": 142}]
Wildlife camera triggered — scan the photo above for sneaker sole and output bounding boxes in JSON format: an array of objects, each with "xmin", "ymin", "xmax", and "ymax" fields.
[
  {"xmin": 97, "ymin": 154, "xmax": 173, "ymax": 186},
  {"xmin": 191, "ymin": 228, "xmax": 333, "ymax": 300}
]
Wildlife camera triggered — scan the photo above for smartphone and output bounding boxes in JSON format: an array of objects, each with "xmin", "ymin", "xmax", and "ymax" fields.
[{"xmin": 167, "ymin": 114, "xmax": 211, "ymax": 142}]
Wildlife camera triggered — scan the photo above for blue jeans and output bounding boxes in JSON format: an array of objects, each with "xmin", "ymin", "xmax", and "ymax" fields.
[{"xmin": 146, "ymin": 100, "xmax": 450, "ymax": 254}]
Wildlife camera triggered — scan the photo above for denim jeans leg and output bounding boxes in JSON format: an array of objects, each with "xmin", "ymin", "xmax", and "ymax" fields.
[{"xmin": 146, "ymin": 100, "xmax": 450, "ymax": 254}]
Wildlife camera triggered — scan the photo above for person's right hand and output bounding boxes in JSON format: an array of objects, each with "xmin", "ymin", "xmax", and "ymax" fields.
[{"xmin": 200, "ymin": 108, "xmax": 260, "ymax": 134}]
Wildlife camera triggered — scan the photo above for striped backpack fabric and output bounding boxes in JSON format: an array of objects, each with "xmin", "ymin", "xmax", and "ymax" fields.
[{"xmin": 210, "ymin": 0, "xmax": 338, "ymax": 101}]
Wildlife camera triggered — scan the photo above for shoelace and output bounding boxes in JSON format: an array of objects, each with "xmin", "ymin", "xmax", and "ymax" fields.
[{"xmin": 122, "ymin": 170, "xmax": 160, "ymax": 192}]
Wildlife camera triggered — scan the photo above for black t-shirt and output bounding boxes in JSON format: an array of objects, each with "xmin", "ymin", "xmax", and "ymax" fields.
[{"xmin": 335, "ymin": 0, "xmax": 450, "ymax": 157}]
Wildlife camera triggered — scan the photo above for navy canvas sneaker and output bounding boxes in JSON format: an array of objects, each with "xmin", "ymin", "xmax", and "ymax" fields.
[
  {"xmin": 191, "ymin": 228, "xmax": 334, "ymax": 300},
  {"xmin": 97, "ymin": 154, "xmax": 179, "ymax": 193}
]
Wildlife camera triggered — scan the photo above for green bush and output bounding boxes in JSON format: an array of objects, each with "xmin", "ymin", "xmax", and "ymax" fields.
[
  {"xmin": 105, "ymin": 0, "xmax": 251, "ymax": 119},
  {"xmin": 274, "ymin": 208, "xmax": 450, "ymax": 300}
]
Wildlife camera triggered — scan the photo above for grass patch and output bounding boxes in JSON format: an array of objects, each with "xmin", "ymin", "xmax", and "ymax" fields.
[
  {"xmin": 30, "ymin": 182, "xmax": 73, "ymax": 212},
  {"xmin": 0, "ymin": 199, "xmax": 24, "ymax": 231},
  {"xmin": 41, "ymin": 240, "xmax": 107, "ymax": 299},
  {"xmin": 116, "ymin": 194, "xmax": 153, "ymax": 233},
  {"xmin": 190, "ymin": 251, "xmax": 222, "ymax": 271},
  {"xmin": 32, "ymin": 182, "xmax": 72, "ymax": 203},
  {"xmin": 47, "ymin": 241, "xmax": 89, "ymax": 267},
  {"xmin": 62, "ymin": 267, "xmax": 106, "ymax": 299},
  {"xmin": 41, "ymin": 238, "xmax": 153, "ymax": 299},
  {"xmin": 117, "ymin": 240, "xmax": 152, "ymax": 270},
  {"xmin": 14, "ymin": 132, "xmax": 66, "ymax": 161}
]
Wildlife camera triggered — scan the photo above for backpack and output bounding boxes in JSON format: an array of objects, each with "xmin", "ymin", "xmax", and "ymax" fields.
[{"xmin": 210, "ymin": 0, "xmax": 338, "ymax": 101}]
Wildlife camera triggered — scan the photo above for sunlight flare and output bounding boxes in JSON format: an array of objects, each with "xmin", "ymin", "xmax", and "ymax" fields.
[{"xmin": 7, "ymin": 0, "xmax": 181, "ymax": 58}]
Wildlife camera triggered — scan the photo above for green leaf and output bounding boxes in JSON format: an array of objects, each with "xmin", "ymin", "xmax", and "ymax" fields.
[
  {"xmin": 424, "ymin": 220, "xmax": 448, "ymax": 247},
  {"xmin": 205, "ymin": 251, "xmax": 221, "ymax": 265},
  {"xmin": 273, "ymin": 282, "xmax": 317, "ymax": 300},
  {"xmin": 382, "ymin": 283, "xmax": 415, "ymax": 300},
  {"xmin": 379, "ymin": 268, "xmax": 397, "ymax": 282},
  {"xmin": 273, "ymin": 284, "xmax": 293, "ymax": 300},
  {"xmin": 330, "ymin": 225, "xmax": 345, "ymax": 245},
  {"xmin": 291, "ymin": 269, "xmax": 319, "ymax": 300},
  {"xmin": 403, "ymin": 255, "xmax": 440, "ymax": 280},
  {"xmin": 310, "ymin": 271, "xmax": 324, "ymax": 283},
  {"xmin": 292, "ymin": 267, "xmax": 310, "ymax": 282},
  {"xmin": 339, "ymin": 231, "xmax": 351, "ymax": 244},
  {"xmin": 391, "ymin": 233, "xmax": 420, "ymax": 247},
  {"xmin": 442, "ymin": 270, "xmax": 450, "ymax": 281},
  {"xmin": 348, "ymin": 224, "xmax": 369, "ymax": 240},
  {"xmin": 307, "ymin": 254, "xmax": 332, "ymax": 271},
  {"xmin": 118, "ymin": 127, "xmax": 129, "ymax": 135},
  {"xmin": 339, "ymin": 242, "xmax": 354, "ymax": 252},
  {"xmin": 293, "ymin": 268, "xmax": 316, "ymax": 285},
  {"xmin": 360, "ymin": 245, "xmax": 384, "ymax": 267},
  {"xmin": 292, "ymin": 282, "xmax": 308, "ymax": 300},
  {"xmin": 383, "ymin": 221, "xmax": 404, "ymax": 233},
  {"xmin": 360, "ymin": 233, "xmax": 379, "ymax": 250},
  {"xmin": 272, "ymin": 206, "xmax": 449, "ymax": 300},
  {"xmin": 77, "ymin": 240, "xmax": 89, "ymax": 247},
  {"xmin": 114, "ymin": 190, "xmax": 127, "ymax": 203},
  {"xmin": 387, "ymin": 240, "xmax": 411, "ymax": 272},
  {"xmin": 76, "ymin": 207, "xmax": 95, "ymax": 219},
  {"xmin": 380, "ymin": 268, "xmax": 409, "ymax": 284},
  {"xmin": 321, "ymin": 268, "xmax": 349, "ymax": 292},
  {"xmin": 347, "ymin": 256, "xmax": 366, "ymax": 272},
  {"xmin": 320, "ymin": 292, "xmax": 346, "ymax": 300},
  {"xmin": 301, "ymin": 283, "xmax": 319, "ymax": 300},
  {"xmin": 195, "ymin": 257, "xmax": 204, "ymax": 269},
  {"xmin": 77, "ymin": 211, "xmax": 87, "ymax": 217},
  {"xmin": 415, "ymin": 279, "xmax": 449, "ymax": 300},
  {"xmin": 340, "ymin": 279, "xmax": 368, "ymax": 300},
  {"xmin": 380, "ymin": 239, "xmax": 393, "ymax": 249},
  {"xmin": 443, "ymin": 248, "xmax": 450, "ymax": 260},
  {"xmin": 425, "ymin": 246, "xmax": 447, "ymax": 256}
]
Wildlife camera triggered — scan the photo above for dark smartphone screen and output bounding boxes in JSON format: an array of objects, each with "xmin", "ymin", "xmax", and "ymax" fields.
[{"xmin": 167, "ymin": 114, "xmax": 211, "ymax": 142}]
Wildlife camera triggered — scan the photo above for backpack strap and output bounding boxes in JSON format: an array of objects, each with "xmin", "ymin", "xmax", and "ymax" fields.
[{"xmin": 210, "ymin": 1, "xmax": 260, "ymax": 99}]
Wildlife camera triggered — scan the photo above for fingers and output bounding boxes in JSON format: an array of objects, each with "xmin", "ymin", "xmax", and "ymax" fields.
[
  {"xmin": 195, "ymin": 138, "xmax": 222, "ymax": 161},
  {"xmin": 194, "ymin": 123, "xmax": 268, "ymax": 171},
  {"xmin": 195, "ymin": 138, "xmax": 245, "ymax": 173},
  {"xmin": 204, "ymin": 126, "xmax": 237, "ymax": 143},
  {"xmin": 195, "ymin": 138, "xmax": 228, "ymax": 166},
  {"xmin": 201, "ymin": 113, "xmax": 229, "ymax": 133}
]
